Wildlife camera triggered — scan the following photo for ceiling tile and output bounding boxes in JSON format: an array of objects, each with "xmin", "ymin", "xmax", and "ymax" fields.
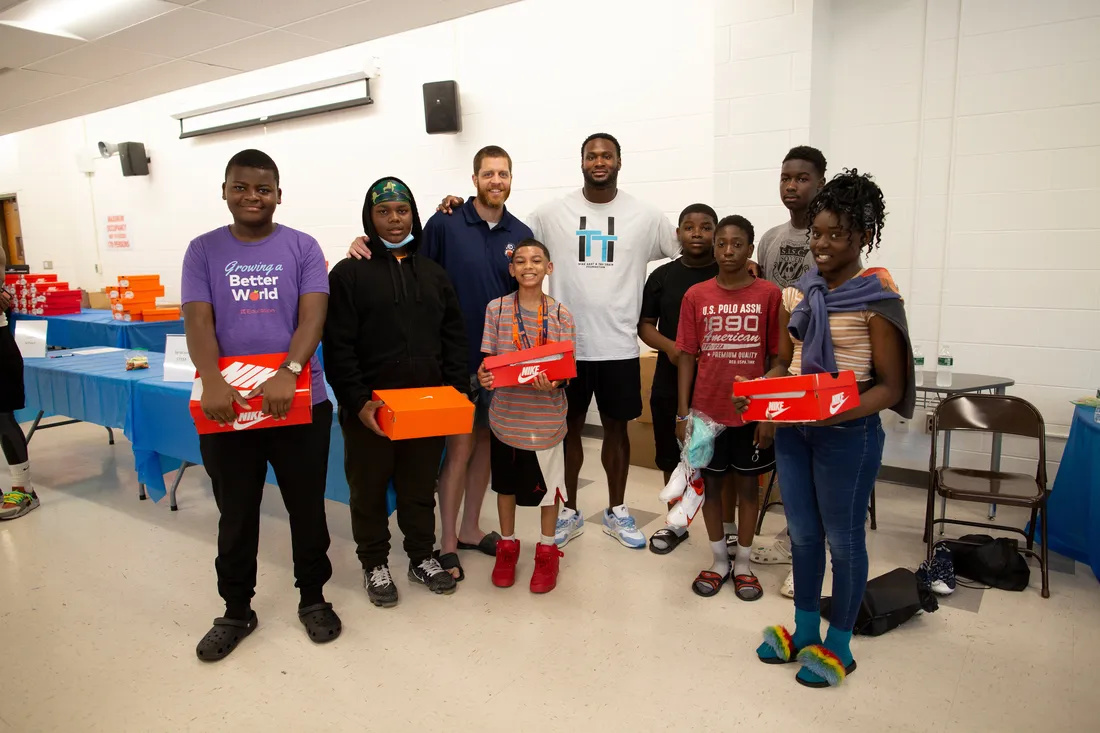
[
  {"xmin": 97, "ymin": 7, "xmax": 269, "ymax": 58},
  {"xmin": 22, "ymin": 80, "xmax": 151, "ymax": 122},
  {"xmin": 0, "ymin": 68, "xmax": 92, "ymax": 109},
  {"xmin": 0, "ymin": 0, "xmax": 26, "ymax": 11},
  {"xmin": 111, "ymin": 59, "xmax": 237, "ymax": 98},
  {"xmin": 161, "ymin": 1, "xmax": 200, "ymax": 4},
  {"xmin": 194, "ymin": 0, "xmax": 366, "ymax": 29},
  {"xmin": 27, "ymin": 42, "xmax": 171, "ymax": 81},
  {"xmin": 0, "ymin": 24, "xmax": 83, "ymax": 67},
  {"xmin": 285, "ymin": 0, "xmax": 447, "ymax": 46},
  {"xmin": 188, "ymin": 30, "xmax": 336, "ymax": 72}
]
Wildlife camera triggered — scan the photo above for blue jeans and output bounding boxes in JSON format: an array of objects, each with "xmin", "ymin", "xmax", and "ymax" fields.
[{"xmin": 775, "ymin": 414, "xmax": 885, "ymax": 632}]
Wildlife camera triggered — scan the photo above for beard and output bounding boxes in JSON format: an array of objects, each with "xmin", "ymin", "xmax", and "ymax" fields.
[
  {"xmin": 582, "ymin": 168, "xmax": 618, "ymax": 189},
  {"xmin": 476, "ymin": 185, "xmax": 509, "ymax": 208}
]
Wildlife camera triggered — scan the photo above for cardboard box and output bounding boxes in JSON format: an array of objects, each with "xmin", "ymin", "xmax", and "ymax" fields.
[
  {"xmin": 482, "ymin": 341, "xmax": 576, "ymax": 388},
  {"xmin": 733, "ymin": 371, "xmax": 860, "ymax": 423},
  {"xmin": 189, "ymin": 354, "xmax": 312, "ymax": 434},
  {"xmin": 88, "ymin": 291, "xmax": 111, "ymax": 310},
  {"xmin": 372, "ymin": 386, "xmax": 474, "ymax": 440},
  {"xmin": 627, "ymin": 419, "xmax": 658, "ymax": 470},
  {"xmin": 638, "ymin": 350, "xmax": 658, "ymax": 423}
]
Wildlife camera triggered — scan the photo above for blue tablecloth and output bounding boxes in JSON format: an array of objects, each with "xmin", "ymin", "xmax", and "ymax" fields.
[
  {"xmin": 20, "ymin": 349, "xmax": 395, "ymax": 512},
  {"xmin": 14, "ymin": 309, "xmax": 184, "ymax": 351},
  {"xmin": 1047, "ymin": 404, "xmax": 1100, "ymax": 581}
]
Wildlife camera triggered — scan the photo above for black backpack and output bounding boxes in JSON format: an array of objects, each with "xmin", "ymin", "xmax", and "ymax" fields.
[
  {"xmin": 941, "ymin": 535, "xmax": 1030, "ymax": 592},
  {"xmin": 821, "ymin": 568, "xmax": 939, "ymax": 637}
]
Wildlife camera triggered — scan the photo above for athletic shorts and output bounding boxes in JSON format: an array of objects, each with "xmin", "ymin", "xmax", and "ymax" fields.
[
  {"xmin": 0, "ymin": 324, "xmax": 26, "ymax": 413},
  {"xmin": 704, "ymin": 422, "xmax": 776, "ymax": 476},
  {"xmin": 649, "ymin": 390, "xmax": 681, "ymax": 473},
  {"xmin": 565, "ymin": 358, "xmax": 642, "ymax": 422},
  {"xmin": 467, "ymin": 374, "xmax": 492, "ymax": 428},
  {"xmin": 489, "ymin": 433, "xmax": 568, "ymax": 508}
]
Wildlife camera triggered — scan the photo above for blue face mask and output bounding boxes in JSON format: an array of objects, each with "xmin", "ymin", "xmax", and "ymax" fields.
[{"xmin": 384, "ymin": 232, "xmax": 414, "ymax": 249}]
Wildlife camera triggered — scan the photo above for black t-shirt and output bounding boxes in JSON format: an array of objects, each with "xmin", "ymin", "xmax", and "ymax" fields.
[{"xmin": 640, "ymin": 258, "xmax": 719, "ymax": 396}]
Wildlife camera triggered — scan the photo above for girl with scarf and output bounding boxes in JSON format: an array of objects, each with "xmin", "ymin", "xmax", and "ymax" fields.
[
  {"xmin": 735, "ymin": 169, "xmax": 914, "ymax": 687},
  {"xmin": 324, "ymin": 177, "xmax": 469, "ymax": 606}
]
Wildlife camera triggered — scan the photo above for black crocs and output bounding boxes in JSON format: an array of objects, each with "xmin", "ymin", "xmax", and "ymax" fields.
[
  {"xmin": 457, "ymin": 531, "xmax": 501, "ymax": 556},
  {"xmin": 195, "ymin": 611, "xmax": 258, "ymax": 662},
  {"xmin": 298, "ymin": 602, "xmax": 342, "ymax": 644},
  {"xmin": 435, "ymin": 550, "xmax": 465, "ymax": 582}
]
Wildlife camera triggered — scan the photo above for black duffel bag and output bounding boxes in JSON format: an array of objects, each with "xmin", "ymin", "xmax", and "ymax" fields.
[
  {"xmin": 821, "ymin": 568, "xmax": 939, "ymax": 637},
  {"xmin": 942, "ymin": 534, "xmax": 1030, "ymax": 591}
]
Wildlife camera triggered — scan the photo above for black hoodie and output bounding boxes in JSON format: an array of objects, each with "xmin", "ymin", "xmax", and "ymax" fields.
[{"xmin": 323, "ymin": 177, "xmax": 468, "ymax": 417}]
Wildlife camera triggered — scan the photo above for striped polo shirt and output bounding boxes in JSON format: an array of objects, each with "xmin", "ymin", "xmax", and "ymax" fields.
[{"xmin": 481, "ymin": 295, "xmax": 575, "ymax": 452}]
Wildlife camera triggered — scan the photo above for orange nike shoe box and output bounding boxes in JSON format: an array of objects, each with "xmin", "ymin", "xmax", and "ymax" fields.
[
  {"xmin": 372, "ymin": 386, "xmax": 474, "ymax": 440},
  {"xmin": 482, "ymin": 341, "xmax": 577, "ymax": 388},
  {"xmin": 190, "ymin": 354, "xmax": 312, "ymax": 434},
  {"xmin": 732, "ymin": 371, "xmax": 860, "ymax": 423}
]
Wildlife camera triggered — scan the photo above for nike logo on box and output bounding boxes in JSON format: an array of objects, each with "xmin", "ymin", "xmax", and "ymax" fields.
[
  {"xmin": 764, "ymin": 402, "xmax": 790, "ymax": 420},
  {"xmin": 233, "ymin": 411, "xmax": 272, "ymax": 431},
  {"xmin": 829, "ymin": 393, "xmax": 849, "ymax": 415},
  {"xmin": 516, "ymin": 365, "xmax": 543, "ymax": 384}
]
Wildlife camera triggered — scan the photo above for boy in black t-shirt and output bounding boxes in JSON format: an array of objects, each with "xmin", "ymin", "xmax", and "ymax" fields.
[{"xmin": 639, "ymin": 203, "xmax": 737, "ymax": 554}]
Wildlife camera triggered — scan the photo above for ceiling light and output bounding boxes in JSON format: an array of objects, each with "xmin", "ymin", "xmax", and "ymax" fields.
[{"xmin": 0, "ymin": 0, "xmax": 169, "ymax": 41}]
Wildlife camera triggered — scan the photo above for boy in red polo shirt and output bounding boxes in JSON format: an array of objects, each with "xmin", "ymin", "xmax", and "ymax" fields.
[{"xmin": 675, "ymin": 215, "xmax": 781, "ymax": 601}]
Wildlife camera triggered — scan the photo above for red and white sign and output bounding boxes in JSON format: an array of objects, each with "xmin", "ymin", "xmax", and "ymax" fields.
[
  {"xmin": 482, "ymin": 341, "xmax": 576, "ymax": 389},
  {"xmin": 104, "ymin": 214, "xmax": 133, "ymax": 250},
  {"xmin": 733, "ymin": 371, "xmax": 860, "ymax": 423},
  {"xmin": 189, "ymin": 353, "xmax": 311, "ymax": 434}
]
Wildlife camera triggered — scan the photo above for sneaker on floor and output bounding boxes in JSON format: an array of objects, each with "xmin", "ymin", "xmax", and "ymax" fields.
[
  {"xmin": 364, "ymin": 565, "xmax": 398, "ymax": 608},
  {"xmin": 554, "ymin": 508, "xmax": 585, "ymax": 548},
  {"xmin": 780, "ymin": 568, "xmax": 795, "ymax": 599},
  {"xmin": 602, "ymin": 505, "xmax": 645, "ymax": 549},
  {"xmin": 492, "ymin": 539, "xmax": 520, "ymax": 588},
  {"xmin": 751, "ymin": 536, "xmax": 792, "ymax": 565},
  {"xmin": 409, "ymin": 557, "xmax": 457, "ymax": 595},
  {"xmin": 530, "ymin": 543, "xmax": 563, "ymax": 594},
  {"xmin": 0, "ymin": 490, "xmax": 39, "ymax": 521},
  {"xmin": 928, "ymin": 545, "xmax": 957, "ymax": 595}
]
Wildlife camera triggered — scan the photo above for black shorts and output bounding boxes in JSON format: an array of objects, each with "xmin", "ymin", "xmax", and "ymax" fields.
[
  {"xmin": 704, "ymin": 422, "xmax": 775, "ymax": 476},
  {"xmin": 649, "ymin": 390, "xmax": 680, "ymax": 473},
  {"xmin": 566, "ymin": 358, "xmax": 642, "ymax": 422},
  {"xmin": 0, "ymin": 324, "xmax": 26, "ymax": 413},
  {"xmin": 489, "ymin": 433, "xmax": 567, "ymax": 508}
]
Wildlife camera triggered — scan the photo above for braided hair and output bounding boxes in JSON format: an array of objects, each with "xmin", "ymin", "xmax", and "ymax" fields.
[{"xmin": 807, "ymin": 168, "xmax": 887, "ymax": 254}]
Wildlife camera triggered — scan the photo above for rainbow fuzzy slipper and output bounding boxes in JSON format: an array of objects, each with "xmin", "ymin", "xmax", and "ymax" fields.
[
  {"xmin": 795, "ymin": 645, "xmax": 857, "ymax": 688},
  {"xmin": 757, "ymin": 625, "xmax": 798, "ymax": 665}
]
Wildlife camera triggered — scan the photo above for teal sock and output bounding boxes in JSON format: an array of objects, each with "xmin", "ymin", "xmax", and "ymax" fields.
[
  {"xmin": 796, "ymin": 626, "xmax": 854, "ymax": 686},
  {"xmin": 757, "ymin": 607, "xmax": 822, "ymax": 661}
]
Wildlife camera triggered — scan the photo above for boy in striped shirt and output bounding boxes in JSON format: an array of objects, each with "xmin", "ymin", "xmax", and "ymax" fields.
[{"xmin": 477, "ymin": 239, "xmax": 575, "ymax": 593}]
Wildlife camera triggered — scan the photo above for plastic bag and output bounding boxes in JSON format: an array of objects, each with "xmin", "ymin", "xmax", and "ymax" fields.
[{"xmin": 659, "ymin": 410, "xmax": 726, "ymax": 528}]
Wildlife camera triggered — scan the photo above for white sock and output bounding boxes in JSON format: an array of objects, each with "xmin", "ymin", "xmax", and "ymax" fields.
[
  {"xmin": 723, "ymin": 522, "xmax": 737, "ymax": 536},
  {"xmin": 734, "ymin": 542, "xmax": 752, "ymax": 577},
  {"xmin": 559, "ymin": 506, "xmax": 577, "ymax": 519},
  {"xmin": 501, "ymin": 534, "xmax": 515, "ymax": 542},
  {"xmin": 9, "ymin": 461, "xmax": 30, "ymax": 489},
  {"xmin": 709, "ymin": 540, "xmax": 730, "ymax": 576},
  {"xmin": 540, "ymin": 534, "xmax": 555, "ymax": 546}
]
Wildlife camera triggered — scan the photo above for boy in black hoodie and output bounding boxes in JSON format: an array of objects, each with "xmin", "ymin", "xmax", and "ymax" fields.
[{"xmin": 324, "ymin": 177, "xmax": 468, "ymax": 606}]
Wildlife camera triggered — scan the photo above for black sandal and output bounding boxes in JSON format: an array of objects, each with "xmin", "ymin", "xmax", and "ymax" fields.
[
  {"xmin": 195, "ymin": 611, "xmax": 258, "ymax": 662},
  {"xmin": 298, "ymin": 602, "xmax": 342, "ymax": 644},
  {"xmin": 649, "ymin": 528, "xmax": 689, "ymax": 555},
  {"xmin": 457, "ymin": 531, "xmax": 501, "ymax": 556},
  {"xmin": 691, "ymin": 570, "xmax": 729, "ymax": 598},
  {"xmin": 435, "ymin": 550, "xmax": 465, "ymax": 582}
]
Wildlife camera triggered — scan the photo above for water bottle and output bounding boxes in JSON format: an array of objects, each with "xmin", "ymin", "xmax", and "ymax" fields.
[
  {"xmin": 913, "ymin": 344, "xmax": 925, "ymax": 387},
  {"xmin": 936, "ymin": 345, "xmax": 953, "ymax": 388}
]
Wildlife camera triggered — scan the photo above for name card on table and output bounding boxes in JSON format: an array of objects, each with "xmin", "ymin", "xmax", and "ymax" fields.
[
  {"xmin": 12, "ymin": 321, "xmax": 47, "ymax": 359},
  {"xmin": 163, "ymin": 335, "xmax": 195, "ymax": 382}
]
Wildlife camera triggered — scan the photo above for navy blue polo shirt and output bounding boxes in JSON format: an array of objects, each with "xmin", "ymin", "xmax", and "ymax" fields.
[{"xmin": 421, "ymin": 197, "xmax": 532, "ymax": 373}]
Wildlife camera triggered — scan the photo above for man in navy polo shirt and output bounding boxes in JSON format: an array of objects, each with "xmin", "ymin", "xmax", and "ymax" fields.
[{"xmin": 347, "ymin": 146, "xmax": 530, "ymax": 580}]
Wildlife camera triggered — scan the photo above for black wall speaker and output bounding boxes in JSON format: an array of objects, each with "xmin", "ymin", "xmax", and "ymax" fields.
[
  {"xmin": 423, "ymin": 81, "xmax": 460, "ymax": 134},
  {"xmin": 119, "ymin": 142, "xmax": 150, "ymax": 176}
]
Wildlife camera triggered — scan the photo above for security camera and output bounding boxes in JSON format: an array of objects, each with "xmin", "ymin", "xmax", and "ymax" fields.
[{"xmin": 98, "ymin": 142, "xmax": 119, "ymax": 158}]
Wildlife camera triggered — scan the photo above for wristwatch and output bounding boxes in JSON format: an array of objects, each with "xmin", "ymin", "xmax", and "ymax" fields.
[{"xmin": 281, "ymin": 360, "xmax": 303, "ymax": 376}]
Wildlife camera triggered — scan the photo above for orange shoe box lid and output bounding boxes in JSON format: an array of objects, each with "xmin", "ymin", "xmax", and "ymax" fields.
[
  {"xmin": 142, "ymin": 307, "xmax": 180, "ymax": 322},
  {"xmin": 117, "ymin": 298, "xmax": 157, "ymax": 313},
  {"xmin": 372, "ymin": 386, "xmax": 474, "ymax": 440},
  {"xmin": 121, "ymin": 312, "xmax": 143, "ymax": 322},
  {"xmin": 122, "ymin": 285, "xmax": 165, "ymax": 299},
  {"xmin": 482, "ymin": 341, "xmax": 577, "ymax": 388},
  {"xmin": 732, "ymin": 371, "xmax": 860, "ymax": 422},
  {"xmin": 189, "ymin": 354, "xmax": 312, "ymax": 434},
  {"xmin": 117, "ymin": 275, "xmax": 160, "ymax": 288}
]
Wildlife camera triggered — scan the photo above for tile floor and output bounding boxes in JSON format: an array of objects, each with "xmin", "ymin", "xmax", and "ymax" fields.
[{"xmin": 1, "ymin": 422, "xmax": 1097, "ymax": 732}]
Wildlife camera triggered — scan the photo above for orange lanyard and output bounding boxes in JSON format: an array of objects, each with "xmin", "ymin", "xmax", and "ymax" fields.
[{"xmin": 511, "ymin": 294, "xmax": 547, "ymax": 350}]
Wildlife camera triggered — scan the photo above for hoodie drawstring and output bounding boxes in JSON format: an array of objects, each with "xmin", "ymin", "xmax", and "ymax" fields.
[
  {"xmin": 387, "ymin": 257, "xmax": 401, "ymax": 304},
  {"xmin": 409, "ymin": 258, "xmax": 422, "ymax": 302}
]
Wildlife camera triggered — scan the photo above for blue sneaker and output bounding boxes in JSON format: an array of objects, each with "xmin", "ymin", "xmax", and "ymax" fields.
[
  {"xmin": 602, "ymin": 505, "xmax": 645, "ymax": 549},
  {"xmin": 555, "ymin": 508, "xmax": 585, "ymax": 548}
]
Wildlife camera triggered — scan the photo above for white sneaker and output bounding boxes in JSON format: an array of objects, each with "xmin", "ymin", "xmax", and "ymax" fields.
[
  {"xmin": 781, "ymin": 568, "xmax": 795, "ymax": 598},
  {"xmin": 602, "ymin": 505, "xmax": 646, "ymax": 549},
  {"xmin": 554, "ymin": 508, "xmax": 585, "ymax": 548}
]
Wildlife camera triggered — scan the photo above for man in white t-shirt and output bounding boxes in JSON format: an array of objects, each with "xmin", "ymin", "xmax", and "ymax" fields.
[{"xmin": 430, "ymin": 134, "xmax": 679, "ymax": 550}]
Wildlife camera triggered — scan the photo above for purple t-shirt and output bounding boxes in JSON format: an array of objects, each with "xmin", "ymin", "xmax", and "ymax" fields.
[{"xmin": 181, "ymin": 224, "xmax": 329, "ymax": 404}]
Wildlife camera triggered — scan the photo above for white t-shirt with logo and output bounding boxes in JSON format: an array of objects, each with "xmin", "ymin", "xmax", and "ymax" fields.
[{"xmin": 527, "ymin": 189, "xmax": 678, "ymax": 361}]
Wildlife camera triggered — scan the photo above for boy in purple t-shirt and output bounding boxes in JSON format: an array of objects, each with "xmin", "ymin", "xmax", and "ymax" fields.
[{"xmin": 182, "ymin": 149, "xmax": 340, "ymax": 662}]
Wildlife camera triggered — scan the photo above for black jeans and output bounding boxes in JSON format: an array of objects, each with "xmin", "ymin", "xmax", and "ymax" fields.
[
  {"xmin": 198, "ymin": 400, "xmax": 334, "ymax": 605},
  {"xmin": 340, "ymin": 406, "xmax": 444, "ymax": 570}
]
